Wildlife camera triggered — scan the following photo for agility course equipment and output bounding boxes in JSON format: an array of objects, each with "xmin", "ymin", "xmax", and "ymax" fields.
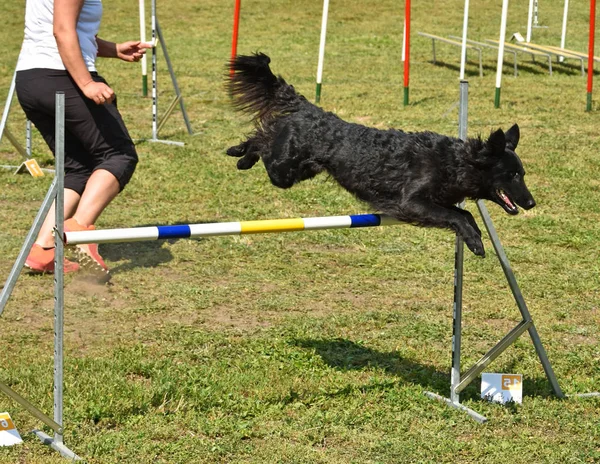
[
  {"xmin": 0, "ymin": 70, "xmax": 52, "ymax": 176},
  {"xmin": 403, "ymin": 0, "xmax": 411, "ymax": 105},
  {"xmin": 315, "ymin": 0, "xmax": 330, "ymax": 103},
  {"xmin": 0, "ymin": 93, "xmax": 80, "ymax": 460},
  {"xmin": 64, "ymin": 215, "xmax": 402, "ymax": 245},
  {"xmin": 586, "ymin": 0, "xmax": 596, "ymax": 110},
  {"xmin": 138, "ymin": 0, "xmax": 193, "ymax": 146},
  {"xmin": 139, "ymin": 0, "xmax": 149, "ymax": 97},
  {"xmin": 2, "ymin": 86, "xmax": 598, "ymax": 458},
  {"xmin": 230, "ymin": 0, "xmax": 242, "ymax": 76}
]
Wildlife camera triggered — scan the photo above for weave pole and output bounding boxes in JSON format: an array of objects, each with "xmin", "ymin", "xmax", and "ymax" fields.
[
  {"xmin": 494, "ymin": 0, "xmax": 509, "ymax": 108},
  {"xmin": 64, "ymin": 214, "xmax": 402, "ymax": 245},
  {"xmin": 231, "ymin": 0, "xmax": 241, "ymax": 76},
  {"xmin": 315, "ymin": 0, "xmax": 330, "ymax": 103},
  {"xmin": 139, "ymin": 0, "xmax": 148, "ymax": 96},
  {"xmin": 403, "ymin": 0, "xmax": 411, "ymax": 106},
  {"xmin": 586, "ymin": 0, "xmax": 596, "ymax": 111}
]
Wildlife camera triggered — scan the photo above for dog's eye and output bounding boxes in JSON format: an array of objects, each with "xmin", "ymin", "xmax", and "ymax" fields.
[{"xmin": 513, "ymin": 173, "xmax": 520, "ymax": 179}]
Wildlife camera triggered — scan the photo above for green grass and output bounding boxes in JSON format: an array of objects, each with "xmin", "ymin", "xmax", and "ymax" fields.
[{"xmin": 1, "ymin": 0, "xmax": 599, "ymax": 462}]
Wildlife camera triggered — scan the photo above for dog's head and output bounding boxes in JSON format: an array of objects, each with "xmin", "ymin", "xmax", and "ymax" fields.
[{"xmin": 477, "ymin": 124, "xmax": 536, "ymax": 215}]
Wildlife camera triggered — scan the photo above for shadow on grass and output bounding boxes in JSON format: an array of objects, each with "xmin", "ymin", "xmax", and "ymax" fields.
[
  {"xmin": 294, "ymin": 337, "xmax": 451, "ymax": 395},
  {"xmin": 99, "ymin": 219, "xmax": 227, "ymax": 274},
  {"xmin": 293, "ymin": 338, "xmax": 558, "ymax": 401},
  {"xmin": 100, "ymin": 239, "xmax": 176, "ymax": 274}
]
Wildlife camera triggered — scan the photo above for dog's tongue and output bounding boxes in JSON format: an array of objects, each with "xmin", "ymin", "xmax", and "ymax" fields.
[{"xmin": 499, "ymin": 190, "xmax": 516, "ymax": 210}]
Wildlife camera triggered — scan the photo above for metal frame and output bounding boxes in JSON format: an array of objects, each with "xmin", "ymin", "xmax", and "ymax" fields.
[
  {"xmin": 418, "ymin": 32, "xmax": 483, "ymax": 77},
  {"xmin": 425, "ymin": 80, "xmax": 597, "ymax": 422},
  {"xmin": 138, "ymin": 0, "xmax": 193, "ymax": 146},
  {"xmin": 0, "ymin": 93, "xmax": 80, "ymax": 460}
]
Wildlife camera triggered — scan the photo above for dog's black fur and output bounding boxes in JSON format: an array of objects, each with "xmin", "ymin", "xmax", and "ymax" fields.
[{"xmin": 226, "ymin": 53, "xmax": 536, "ymax": 256}]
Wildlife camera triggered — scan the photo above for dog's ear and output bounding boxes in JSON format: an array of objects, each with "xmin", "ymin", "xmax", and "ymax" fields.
[
  {"xmin": 504, "ymin": 123, "xmax": 520, "ymax": 150},
  {"xmin": 486, "ymin": 128, "xmax": 506, "ymax": 155}
]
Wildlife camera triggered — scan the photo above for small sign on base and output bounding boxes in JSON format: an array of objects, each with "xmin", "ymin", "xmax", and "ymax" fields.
[
  {"xmin": 14, "ymin": 159, "xmax": 44, "ymax": 177},
  {"xmin": 0, "ymin": 412, "xmax": 23, "ymax": 447},
  {"xmin": 511, "ymin": 32, "xmax": 526, "ymax": 43},
  {"xmin": 481, "ymin": 373, "xmax": 523, "ymax": 404}
]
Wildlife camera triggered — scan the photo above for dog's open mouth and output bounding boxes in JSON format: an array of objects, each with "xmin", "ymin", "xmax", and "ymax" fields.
[{"xmin": 496, "ymin": 189, "xmax": 519, "ymax": 215}]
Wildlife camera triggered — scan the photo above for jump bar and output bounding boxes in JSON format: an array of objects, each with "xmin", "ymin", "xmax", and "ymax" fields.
[{"xmin": 64, "ymin": 214, "xmax": 402, "ymax": 245}]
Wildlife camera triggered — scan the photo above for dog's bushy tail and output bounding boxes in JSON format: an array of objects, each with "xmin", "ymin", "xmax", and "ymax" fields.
[{"xmin": 227, "ymin": 53, "xmax": 302, "ymax": 124}]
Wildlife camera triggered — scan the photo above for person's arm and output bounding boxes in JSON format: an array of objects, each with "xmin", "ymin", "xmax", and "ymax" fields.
[
  {"xmin": 53, "ymin": 0, "xmax": 114, "ymax": 105},
  {"xmin": 96, "ymin": 37, "xmax": 150, "ymax": 62}
]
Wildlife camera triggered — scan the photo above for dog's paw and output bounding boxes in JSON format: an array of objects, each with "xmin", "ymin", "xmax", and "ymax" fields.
[
  {"xmin": 227, "ymin": 145, "xmax": 245, "ymax": 157},
  {"xmin": 464, "ymin": 236, "xmax": 486, "ymax": 257},
  {"xmin": 237, "ymin": 154, "xmax": 260, "ymax": 170}
]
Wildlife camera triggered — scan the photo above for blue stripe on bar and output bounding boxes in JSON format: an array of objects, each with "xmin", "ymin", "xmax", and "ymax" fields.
[
  {"xmin": 157, "ymin": 225, "xmax": 192, "ymax": 239},
  {"xmin": 349, "ymin": 214, "xmax": 382, "ymax": 228}
]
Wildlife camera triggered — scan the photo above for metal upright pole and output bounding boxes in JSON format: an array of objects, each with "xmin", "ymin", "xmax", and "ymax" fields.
[
  {"xmin": 31, "ymin": 92, "xmax": 80, "ymax": 461},
  {"xmin": 450, "ymin": 81, "xmax": 468, "ymax": 404},
  {"xmin": 156, "ymin": 19, "xmax": 193, "ymax": 135},
  {"xmin": 26, "ymin": 120, "xmax": 32, "ymax": 156},
  {"xmin": 53, "ymin": 91, "xmax": 66, "ymax": 450}
]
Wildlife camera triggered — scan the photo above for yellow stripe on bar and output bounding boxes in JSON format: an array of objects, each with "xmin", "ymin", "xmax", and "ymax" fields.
[{"xmin": 240, "ymin": 218, "xmax": 305, "ymax": 234}]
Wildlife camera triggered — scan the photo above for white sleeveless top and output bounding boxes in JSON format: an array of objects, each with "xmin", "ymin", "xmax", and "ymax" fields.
[{"xmin": 17, "ymin": 0, "xmax": 103, "ymax": 72}]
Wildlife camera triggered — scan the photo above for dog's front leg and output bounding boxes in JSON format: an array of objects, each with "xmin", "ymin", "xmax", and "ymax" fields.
[
  {"xmin": 226, "ymin": 140, "xmax": 261, "ymax": 170},
  {"xmin": 393, "ymin": 201, "xmax": 485, "ymax": 256}
]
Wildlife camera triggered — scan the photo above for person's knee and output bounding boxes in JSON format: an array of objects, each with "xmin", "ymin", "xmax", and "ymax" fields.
[{"xmin": 97, "ymin": 151, "xmax": 138, "ymax": 191}]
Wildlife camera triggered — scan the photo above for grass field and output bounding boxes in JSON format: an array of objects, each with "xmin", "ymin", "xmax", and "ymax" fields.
[{"xmin": 1, "ymin": 0, "xmax": 599, "ymax": 462}]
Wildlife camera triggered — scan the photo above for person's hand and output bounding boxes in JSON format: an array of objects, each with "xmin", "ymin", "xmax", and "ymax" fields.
[
  {"xmin": 82, "ymin": 80, "xmax": 115, "ymax": 105},
  {"xmin": 116, "ymin": 41, "xmax": 152, "ymax": 62}
]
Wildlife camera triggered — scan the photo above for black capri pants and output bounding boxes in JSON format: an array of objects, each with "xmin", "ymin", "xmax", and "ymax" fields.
[{"xmin": 16, "ymin": 68, "xmax": 138, "ymax": 195}]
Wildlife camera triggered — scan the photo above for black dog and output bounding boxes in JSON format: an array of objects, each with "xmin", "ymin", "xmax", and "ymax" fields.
[{"xmin": 226, "ymin": 53, "xmax": 536, "ymax": 256}]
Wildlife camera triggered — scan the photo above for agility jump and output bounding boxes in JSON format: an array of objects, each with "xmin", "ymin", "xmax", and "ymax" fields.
[{"xmin": 64, "ymin": 214, "xmax": 401, "ymax": 245}]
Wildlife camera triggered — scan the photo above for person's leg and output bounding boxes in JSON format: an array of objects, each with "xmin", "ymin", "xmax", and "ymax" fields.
[
  {"xmin": 34, "ymin": 189, "xmax": 81, "ymax": 248},
  {"xmin": 70, "ymin": 169, "xmax": 120, "ymax": 228},
  {"xmin": 24, "ymin": 188, "xmax": 82, "ymax": 274},
  {"xmin": 64, "ymin": 169, "xmax": 121, "ymax": 273}
]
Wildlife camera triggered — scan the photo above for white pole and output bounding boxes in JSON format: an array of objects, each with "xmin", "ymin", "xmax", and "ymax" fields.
[
  {"xmin": 151, "ymin": 0, "xmax": 157, "ymax": 138},
  {"xmin": 315, "ymin": 0, "xmax": 330, "ymax": 103},
  {"xmin": 460, "ymin": 0, "xmax": 470, "ymax": 80},
  {"xmin": 402, "ymin": 18, "xmax": 406, "ymax": 62},
  {"xmin": 526, "ymin": 0, "xmax": 534, "ymax": 42},
  {"xmin": 495, "ymin": 0, "xmax": 509, "ymax": 108},
  {"xmin": 560, "ymin": 0, "xmax": 569, "ymax": 62},
  {"xmin": 139, "ymin": 0, "xmax": 148, "ymax": 96}
]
